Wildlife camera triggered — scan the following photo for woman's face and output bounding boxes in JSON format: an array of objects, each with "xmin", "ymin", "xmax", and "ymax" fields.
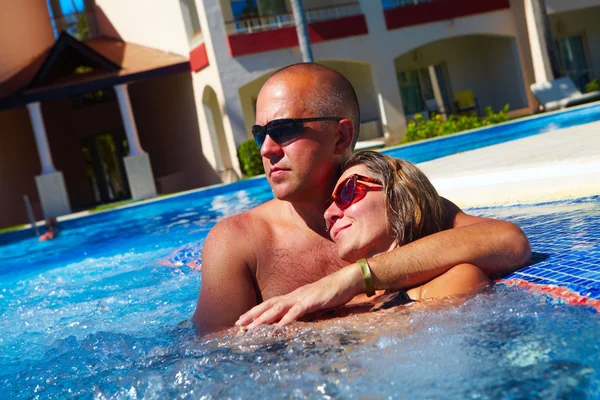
[{"xmin": 324, "ymin": 165, "xmax": 396, "ymax": 262}]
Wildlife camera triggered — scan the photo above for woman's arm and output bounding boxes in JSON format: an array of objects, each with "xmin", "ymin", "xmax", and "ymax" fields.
[
  {"xmin": 236, "ymin": 262, "xmax": 491, "ymax": 328},
  {"xmin": 406, "ymin": 263, "xmax": 490, "ymax": 300}
]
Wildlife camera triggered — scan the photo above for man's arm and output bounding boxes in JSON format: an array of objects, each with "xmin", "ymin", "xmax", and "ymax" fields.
[
  {"xmin": 367, "ymin": 198, "xmax": 531, "ymax": 289},
  {"xmin": 192, "ymin": 217, "xmax": 259, "ymax": 334},
  {"xmin": 236, "ymin": 200, "xmax": 531, "ymax": 327}
]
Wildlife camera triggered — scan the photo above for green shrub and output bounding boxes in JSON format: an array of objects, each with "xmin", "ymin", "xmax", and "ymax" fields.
[
  {"xmin": 403, "ymin": 104, "xmax": 510, "ymax": 144},
  {"xmin": 585, "ymin": 79, "xmax": 599, "ymax": 93},
  {"xmin": 237, "ymin": 139, "xmax": 265, "ymax": 177}
]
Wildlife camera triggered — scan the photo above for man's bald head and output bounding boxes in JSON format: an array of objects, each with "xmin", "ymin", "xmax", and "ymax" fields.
[{"xmin": 262, "ymin": 63, "xmax": 360, "ymax": 149}]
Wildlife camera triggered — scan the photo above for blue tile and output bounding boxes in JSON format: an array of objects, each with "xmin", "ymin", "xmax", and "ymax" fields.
[{"xmin": 472, "ymin": 196, "xmax": 600, "ymax": 300}]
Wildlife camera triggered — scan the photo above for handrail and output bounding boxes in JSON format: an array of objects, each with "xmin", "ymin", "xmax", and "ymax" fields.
[
  {"xmin": 383, "ymin": 0, "xmax": 440, "ymax": 10},
  {"xmin": 225, "ymin": 2, "xmax": 362, "ymax": 34},
  {"xmin": 226, "ymin": 2, "xmax": 360, "ymax": 23}
]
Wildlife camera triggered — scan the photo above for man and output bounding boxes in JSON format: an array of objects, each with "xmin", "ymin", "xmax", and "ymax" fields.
[{"xmin": 193, "ymin": 63, "xmax": 530, "ymax": 333}]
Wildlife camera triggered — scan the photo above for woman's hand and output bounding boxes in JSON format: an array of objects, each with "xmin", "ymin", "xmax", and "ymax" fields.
[{"xmin": 235, "ymin": 264, "xmax": 364, "ymax": 328}]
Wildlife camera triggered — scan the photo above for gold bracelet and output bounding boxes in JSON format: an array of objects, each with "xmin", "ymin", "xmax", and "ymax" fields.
[{"xmin": 357, "ymin": 258, "xmax": 375, "ymax": 297}]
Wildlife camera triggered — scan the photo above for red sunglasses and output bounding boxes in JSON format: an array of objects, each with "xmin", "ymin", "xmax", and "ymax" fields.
[{"xmin": 326, "ymin": 174, "xmax": 383, "ymax": 210}]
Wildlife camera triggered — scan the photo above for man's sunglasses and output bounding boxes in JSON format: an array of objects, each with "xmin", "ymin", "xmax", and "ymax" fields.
[
  {"xmin": 252, "ymin": 117, "xmax": 342, "ymax": 148},
  {"xmin": 326, "ymin": 174, "xmax": 383, "ymax": 211}
]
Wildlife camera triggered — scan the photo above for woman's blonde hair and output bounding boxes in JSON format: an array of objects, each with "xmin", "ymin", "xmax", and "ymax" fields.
[{"xmin": 342, "ymin": 151, "xmax": 445, "ymax": 246}]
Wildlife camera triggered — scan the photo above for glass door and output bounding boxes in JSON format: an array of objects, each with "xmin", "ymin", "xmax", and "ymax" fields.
[
  {"xmin": 557, "ymin": 35, "xmax": 591, "ymax": 91},
  {"xmin": 81, "ymin": 132, "xmax": 130, "ymax": 205}
]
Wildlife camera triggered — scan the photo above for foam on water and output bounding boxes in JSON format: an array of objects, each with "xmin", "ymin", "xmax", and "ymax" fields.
[{"xmin": 2, "ymin": 287, "xmax": 599, "ymax": 399}]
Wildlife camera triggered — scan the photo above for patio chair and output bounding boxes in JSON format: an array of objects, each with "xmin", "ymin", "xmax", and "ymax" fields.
[
  {"xmin": 530, "ymin": 77, "xmax": 600, "ymax": 112},
  {"xmin": 453, "ymin": 90, "xmax": 479, "ymax": 115},
  {"xmin": 425, "ymin": 98, "xmax": 451, "ymax": 119},
  {"xmin": 425, "ymin": 98, "xmax": 439, "ymax": 117}
]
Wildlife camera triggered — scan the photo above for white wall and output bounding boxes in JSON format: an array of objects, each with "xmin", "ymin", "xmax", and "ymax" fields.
[
  {"xmin": 94, "ymin": 0, "xmax": 190, "ymax": 56},
  {"xmin": 0, "ymin": 0, "xmax": 54, "ymax": 82}
]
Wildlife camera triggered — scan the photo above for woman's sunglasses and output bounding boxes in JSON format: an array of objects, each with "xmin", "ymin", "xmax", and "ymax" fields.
[
  {"xmin": 327, "ymin": 174, "xmax": 383, "ymax": 211},
  {"xmin": 252, "ymin": 117, "xmax": 342, "ymax": 148}
]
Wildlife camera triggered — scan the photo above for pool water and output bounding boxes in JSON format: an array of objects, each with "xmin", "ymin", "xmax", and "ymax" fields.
[
  {"xmin": 2, "ymin": 103, "xmax": 600, "ymax": 398},
  {"xmin": 1, "ymin": 179, "xmax": 599, "ymax": 398},
  {"xmin": 382, "ymin": 102, "xmax": 600, "ymax": 163}
]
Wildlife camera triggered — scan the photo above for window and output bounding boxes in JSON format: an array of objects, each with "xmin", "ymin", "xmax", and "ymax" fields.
[
  {"xmin": 46, "ymin": 0, "xmax": 92, "ymax": 40},
  {"xmin": 180, "ymin": 0, "xmax": 202, "ymax": 40},
  {"xmin": 556, "ymin": 35, "xmax": 591, "ymax": 92},
  {"xmin": 230, "ymin": 0, "xmax": 288, "ymax": 20},
  {"xmin": 397, "ymin": 69, "xmax": 431, "ymax": 114}
]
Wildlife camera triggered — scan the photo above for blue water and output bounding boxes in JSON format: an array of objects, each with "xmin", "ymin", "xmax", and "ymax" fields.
[
  {"xmin": 1, "ymin": 191, "xmax": 600, "ymax": 398},
  {"xmin": 382, "ymin": 103, "xmax": 600, "ymax": 163},
  {"xmin": 1, "ymin": 104, "xmax": 600, "ymax": 398}
]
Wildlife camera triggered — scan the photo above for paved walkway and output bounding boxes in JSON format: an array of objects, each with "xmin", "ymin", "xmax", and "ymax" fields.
[{"xmin": 419, "ymin": 119, "xmax": 600, "ymax": 207}]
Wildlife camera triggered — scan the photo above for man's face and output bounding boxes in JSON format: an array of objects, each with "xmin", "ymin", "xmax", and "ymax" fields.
[{"xmin": 255, "ymin": 78, "xmax": 340, "ymax": 203}]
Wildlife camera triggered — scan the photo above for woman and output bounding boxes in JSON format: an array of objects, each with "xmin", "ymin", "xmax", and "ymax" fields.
[{"xmin": 236, "ymin": 151, "xmax": 490, "ymax": 328}]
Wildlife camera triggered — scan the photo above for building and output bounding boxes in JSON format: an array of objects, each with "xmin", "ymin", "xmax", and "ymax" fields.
[{"xmin": 1, "ymin": 0, "xmax": 599, "ymax": 229}]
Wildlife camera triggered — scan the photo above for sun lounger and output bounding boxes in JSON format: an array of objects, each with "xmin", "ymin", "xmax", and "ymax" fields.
[{"xmin": 530, "ymin": 77, "xmax": 600, "ymax": 112}]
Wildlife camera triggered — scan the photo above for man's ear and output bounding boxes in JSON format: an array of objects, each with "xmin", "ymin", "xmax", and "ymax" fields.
[{"xmin": 334, "ymin": 119, "xmax": 354, "ymax": 156}]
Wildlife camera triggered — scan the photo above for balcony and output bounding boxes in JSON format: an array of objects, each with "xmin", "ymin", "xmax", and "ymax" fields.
[
  {"xmin": 383, "ymin": 0, "xmax": 510, "ymax": 30},
  {"xmin": 225, "ymin": 2, "xmax": 363, "ymax": 34},
  {"xmin": 225, "ymin": 2, "xmax": 368, "ymax": 57}
]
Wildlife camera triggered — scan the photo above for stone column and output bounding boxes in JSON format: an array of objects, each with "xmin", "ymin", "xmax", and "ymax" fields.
[
  {"xmin": 114, "ymin": 84, "xmax": 157, "ymax": 200},
  {"xmin": 359, "ymin": 0, "xmax": 406, "ymax": 144},
  {"xmin": 524, "ymin": 0, "xmax": 554, "ymax": 83},
  {"xmin": 27, "ymin": 102, "xmax": 72, "ymax": 219},
  {"xmin": 196, "ymin": 0, "xmax": 249, "ymax": 178}
]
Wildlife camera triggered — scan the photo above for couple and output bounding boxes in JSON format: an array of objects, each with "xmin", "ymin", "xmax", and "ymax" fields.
[{"xmin": 193, "ymin": 63, "xmax": 531, "ymax": 334}]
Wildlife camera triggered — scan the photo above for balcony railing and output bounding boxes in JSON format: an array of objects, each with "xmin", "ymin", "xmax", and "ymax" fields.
[
  {"xmin": 383, "ymin": 0, "xmax": 439, "ymax": 9},
  {"xmin": 384, "ymin": 0, "xmax": 510, "ymax": 30},
  {"xmin": 225, "ymin": 2, "xmax": 362, "ymax": 35}
]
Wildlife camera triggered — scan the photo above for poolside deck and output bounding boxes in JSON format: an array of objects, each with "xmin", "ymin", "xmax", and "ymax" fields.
[{"xmin": 421, "ymin": 119, "xmax": 600, "ymax": 208}]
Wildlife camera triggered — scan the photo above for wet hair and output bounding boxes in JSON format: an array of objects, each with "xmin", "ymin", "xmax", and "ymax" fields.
[
  {"xmin": 342, "ymin": 151, "xmax": 445, "ymax": 246},
  {"xmin": 267, "ymin": 63, "xmax": 361, "ymax": 148}
]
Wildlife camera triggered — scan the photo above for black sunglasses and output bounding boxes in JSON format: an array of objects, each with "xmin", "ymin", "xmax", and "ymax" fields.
[{"xmin": 252, "ymin": 117, "xmax": 343, "ymax": 148}]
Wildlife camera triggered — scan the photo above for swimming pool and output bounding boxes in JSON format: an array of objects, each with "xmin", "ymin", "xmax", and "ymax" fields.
[
  {"xmin": 382, "ymin": 102, "xmax": 600, "ymax": 163},
  {"xmin": 1, "ymin": 181, "xmax": 599, "ymax": 398},
  {"xmin": 1, "ymin": 104, "xmax": 600, "ymax": 398}
]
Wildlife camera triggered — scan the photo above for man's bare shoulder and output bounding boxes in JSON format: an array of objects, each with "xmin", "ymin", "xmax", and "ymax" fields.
[{"xmin": 203, "ymin": 199, "xmax": 285, "ymax": 265}]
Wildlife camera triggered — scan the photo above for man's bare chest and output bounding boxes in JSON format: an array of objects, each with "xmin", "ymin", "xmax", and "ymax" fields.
[{"xmin": 255, "ymin": 236, "xmax": 348, "ymax": 300}]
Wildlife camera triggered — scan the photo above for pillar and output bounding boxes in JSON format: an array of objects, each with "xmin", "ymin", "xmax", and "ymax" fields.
[
  {"xmin": 359, "ymin": 0, "xmax": 407, "ymax": 144},
  {"xmin": 114, "ymin": 84, "xmax": 157, "ymax": 200},
  {"xmin": 27, "ymin": 102, "xmax": 72, "ymax": 219},
  {"xmin": 524, "ymin": 0, "xmax": 554, "ymax": 83},
  {"xmin": 195, "ymin": 0, "xmax": 249, "ymax": 178}
]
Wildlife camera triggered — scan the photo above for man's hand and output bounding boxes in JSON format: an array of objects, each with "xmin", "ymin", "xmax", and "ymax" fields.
[{"xmin": 236, "ymin": 264, "xmax": 363, "ymax": 328}]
